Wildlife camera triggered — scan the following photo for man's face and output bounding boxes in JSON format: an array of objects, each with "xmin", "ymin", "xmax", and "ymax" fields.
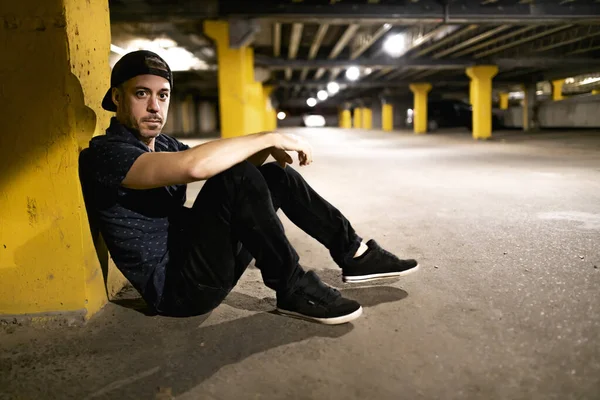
[{"xmin": 112, "ymin": 74, "xmax": 170, "ymax": 139}]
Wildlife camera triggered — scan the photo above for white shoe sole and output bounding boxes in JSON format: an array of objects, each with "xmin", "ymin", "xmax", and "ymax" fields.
[
  {"xmin": 276, "ymin": 306, "xmax": 363, "ymax": 325},
  {"xmin": 342, "ymin": 263, "xmax": 420, "ymax": 283}
]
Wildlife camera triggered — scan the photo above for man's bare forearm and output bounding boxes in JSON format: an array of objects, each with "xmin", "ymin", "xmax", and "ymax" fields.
[
  {"xmin": 185, "ymin": 133, "xmax": 275, "ymax": 180},
  {"xmin": 122, "ymin": 131, "xmax": 308, "ymax": 190}
]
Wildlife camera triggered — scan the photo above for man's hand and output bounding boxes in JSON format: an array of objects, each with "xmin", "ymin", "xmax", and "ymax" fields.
[{"xmin": 270, "ymin": 133, "xmax": 313, "ymax": 166}]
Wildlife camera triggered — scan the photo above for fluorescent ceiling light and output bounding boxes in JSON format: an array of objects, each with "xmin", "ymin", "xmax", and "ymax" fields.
[
  {"xmin": 307, "ymin": 97, "xmax": 317, "ymax": 107},
  {"xmin": 383, "ymin": 34, "xmax": 406, "ymax": 57},
  {"xmin": 327, "ymin": 82, "xmax": 340, "ymax": 94},
  {"xmin": 346, "ymin": 66, "xmax": 360, "ymax": 81},
  {"xmin": 111, "ymin": 37, "xmax": 208, "ymax": 71},
  {"xmin": 317, "ymin": 90, "xmax": 329, "ymax": 101}
]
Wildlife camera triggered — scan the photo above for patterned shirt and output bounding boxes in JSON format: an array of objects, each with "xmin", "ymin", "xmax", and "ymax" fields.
[{"xmin": 84, "ymin": 118, "xmax": 190, "ymax": 308}]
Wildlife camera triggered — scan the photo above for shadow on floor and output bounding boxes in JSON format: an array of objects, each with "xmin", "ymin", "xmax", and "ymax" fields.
[{"xmin": 0, "ymin": 270, "xmax": 416, "ymax": 398}]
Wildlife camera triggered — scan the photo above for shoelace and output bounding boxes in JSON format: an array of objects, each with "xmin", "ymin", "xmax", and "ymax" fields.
[{"xmin": 301, "ymin": 272, "xmax": 341, "ymax": 305}]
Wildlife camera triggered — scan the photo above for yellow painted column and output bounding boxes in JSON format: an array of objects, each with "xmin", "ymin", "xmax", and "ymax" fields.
[
  {"xmin": 245, "ymin": 49, "xmax": 265, "ymax": 135},
  {"xmin": 205, "ymin": 21, "xmax": 255, "ymax": 138},
  {"xmin": 362, "ymin": 108, "xmax": 373, "ymax": 129},
  {"xmin": 593, "ymin": 89, "xmax": 600, "ymax": 95},
  {"xmin": 466, "ymin": 66, "xmax": 498, "ymax": 140},
  {"xmin": 340, "ymin": 109, "xmax": 352, "ymax": 128},
  {"xmin": 263, "ymin": 85, "xmax": 277, "ymax": 131},
  {"xmin": 552, "ymin": 79, "xmax": 565, "ymax": 101},
  {"xmin": 353, "ymin": 108, "xmax": 363, "ymax": 129},
  {"xmin": 409, "ymin": 83, "xmax": 432, "ymax": 134},
  {"xmin": 382, "ymin": 103, "xmax": 393, "ymax": 132},
  {"xmin": 0, "ymin": 0, "xmax": 112, "ymax": 319},
  {"xmin": 469, "ymin": 81, "xmax": 475, "ymax": 105},
  {"xmin": 499, "ymin": 92, "xmax": 509, "ymax": 110}
]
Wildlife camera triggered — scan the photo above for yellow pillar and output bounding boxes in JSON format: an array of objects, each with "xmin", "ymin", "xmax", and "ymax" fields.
[
  {"xmin": 362, "ymin": 108, "xmax": 373, "ymax": 129},
  {"xmin": 353, "ymin": 108, "xmax": 363, "ymax": 129},
  {"xmin": 0, "ymin": 0, "xmax": 112, "ymax": 319},
  {"xmin": 593, "ymin": 89, "xmax": 600, "ymax": 95},
  {"xmin": 499, "ymin": 92, "xmax": 509, "ymax": 110},
  {"xmin": 245, "ymin": 49, "xmax": 265, "ymax": 135},
  {"xmin": 469, "ymin": 81, "xmax": 475, "ymax": 105},
  {"xmin": 263, "ymin": 85, "xmax": 277, "ymax": 131},
  {"xmin": 205, "ymin": 21, "xmax": 256, "ymax": 138},
  {"xmin": 340, "ymin": 109, "xmax": 352, "ymax": 128},
  {"xmin": 466, "ymin": 66, "xmax": 498, "ymax": 140},
  {"xmin": 409, "ymin": 83, "xmax": 432, "ymax": 134},
  {"xmin": 552, "ymin": 79, "xmax": 565, "ymax": 101},
  {"xmin": 382, "ymin": 103, "xmax": 393, "ymax": 132}
]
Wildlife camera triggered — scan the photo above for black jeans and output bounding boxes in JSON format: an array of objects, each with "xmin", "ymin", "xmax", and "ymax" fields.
[{"xmin": 158, "ymin": 161, "xmax": 362, "ymax": 316}]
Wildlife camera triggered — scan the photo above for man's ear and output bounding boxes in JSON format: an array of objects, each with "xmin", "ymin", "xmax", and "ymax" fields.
[{"xmin": 111, "ymin": 87, "xmax": 120, "ymax": 108}]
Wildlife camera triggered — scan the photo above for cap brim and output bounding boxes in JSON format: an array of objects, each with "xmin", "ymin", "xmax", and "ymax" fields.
[{"xmin": 101, "ymin": 88, "xmax": 117, "ymax": 112}]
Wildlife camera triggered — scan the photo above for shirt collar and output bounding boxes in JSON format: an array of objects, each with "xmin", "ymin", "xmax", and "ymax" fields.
[{"xmin": 106, "ymin": 117, "xmax": 165, "ymax": 151}]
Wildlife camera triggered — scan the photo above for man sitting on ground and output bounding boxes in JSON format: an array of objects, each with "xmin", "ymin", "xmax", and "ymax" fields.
[{"xmin": 83, "ymin": 50, "xmax": 419, "ymax": 325}]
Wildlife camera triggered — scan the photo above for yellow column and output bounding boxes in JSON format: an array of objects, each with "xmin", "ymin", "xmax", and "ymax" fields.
[
  {"xmin": 499, "ymin": 92, "xmax": 509, "ymax": 110},
  {"xmin": 205, "ymin": 21, "xmax": 255, "ymax": 138},
  {"xmin": 353, "ymin": 108, "xmax": 363, "ymax": 129},
  {"xmin": 409, "ymin": 83, "xmax": 432, "ymax": 134},
  {"xmin": 466, "ymin": 66, "xmax": 498, "ymax": 140},
  {"xmin": 469, "ymin": 81, "xmax": 475, "ymax": 105},
  {"xmin": 0, "ymin": 0, "xmax": 112, "ymax": 319},
  {"xmin": 552, "ymin": 79, "xmax": 565, "ymax": 101},
  {"xmin": 245, "ymin": 49, "xmax": 265, "ymax": 135},
  {"xmin": 593, "ymin": 89, "xmax": 600, "ymax": 95},
  {"xmin": 263, "ymin": 85, "xmax": 277, "ymax": 131},
  {"xmin": 362, "ymin": 108, "xmax": 373, "ymax": 129},
  {"xmin": 382, "ymin": 103, "xmax": 393, "ymax": 131},
  {"xmin": 340, "ymin": 109, "xmax": 352, "ymax": 128}
]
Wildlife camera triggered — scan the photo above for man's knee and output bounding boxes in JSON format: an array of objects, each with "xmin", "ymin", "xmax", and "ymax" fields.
[{"xmin": 260, "ymin": 162, "xmax": 302, "ymax": 184}]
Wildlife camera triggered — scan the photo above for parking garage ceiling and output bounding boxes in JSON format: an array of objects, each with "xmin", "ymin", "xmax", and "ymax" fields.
[{"xmin": 109, "ymin": 0, "xmax": 600, "ymax": 108}]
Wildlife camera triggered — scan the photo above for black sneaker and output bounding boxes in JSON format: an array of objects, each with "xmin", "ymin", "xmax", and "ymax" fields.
[
  {"xmin": 276, "ymin": 271, "xmax": 363, "ymax": 325},
  {"xmin": 342, "ymin": 239, "xmax": 419, "ymax": 283}
]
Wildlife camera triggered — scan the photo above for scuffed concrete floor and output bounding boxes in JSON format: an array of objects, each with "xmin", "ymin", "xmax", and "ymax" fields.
[{"xmin": 1, "ymin": 128, "xmax": 599, "ymax": 400}]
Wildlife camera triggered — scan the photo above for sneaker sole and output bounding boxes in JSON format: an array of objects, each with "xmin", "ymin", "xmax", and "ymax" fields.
[
  {"xmin": 275, "ymin": 306, "xmax": 363, "ymax": 325},
  {"xmin": 342, "ymin": 263, "xmax": 420, "ymax": 283}
]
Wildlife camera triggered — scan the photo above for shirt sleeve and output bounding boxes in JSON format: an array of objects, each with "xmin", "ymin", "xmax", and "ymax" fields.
[
  {"xmin": 174, "ymin": 137, "xmax": 190, "ymax": 151},
  {"xmin": 89, "ymin": 141, "xmax": 146, "ymax": 188}
]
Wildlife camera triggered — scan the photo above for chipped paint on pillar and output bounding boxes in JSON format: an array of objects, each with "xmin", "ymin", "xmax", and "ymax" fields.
[{"xmin": 0, "ymin": 0, "xmax": 112, "ymax": 319}]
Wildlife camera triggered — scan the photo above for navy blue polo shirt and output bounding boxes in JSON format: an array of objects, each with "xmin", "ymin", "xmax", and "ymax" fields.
[{"xmin": 85, "ymin": 118, "xmax": 190, "ymax": 309}]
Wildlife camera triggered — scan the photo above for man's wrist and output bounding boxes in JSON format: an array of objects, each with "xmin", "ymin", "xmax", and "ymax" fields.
[{"xmin": 262, "ymin": 132, "xmax": 278, "ymax": 149}]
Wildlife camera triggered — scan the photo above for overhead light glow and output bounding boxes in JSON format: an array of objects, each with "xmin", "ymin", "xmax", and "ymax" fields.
[
  {"xmin": 383, "ymin": 23, "xmax": 392, "ymax": 29},
  {"xmin": 508, "ymin": 91, "xmax": 524, "ymax": 100},
  {"xmin": 327, "ymin": 82, "xmax": 340, "ymax": 94},
  {"xmin": 110, "ymin": 44, "xmax": 126, "ymax": 55},
  {"xmin": 346, "ymin": 66, "xmax": 360, "ymax": 81},
  {"xmin": 536, "ymin": 90, "xmax": 543, "ymax": 95},
  {"xmin": 307, "ymin": 97, "xmax": 317, "ymax": 107},
  {"xmin": 277, "ymin": 111, "xmax": 286, "ymax": 120},
  {"xmin": 383, "ymin": 34, "xmax": 406, "ymax": 57},
  {"xmin": 365, "ymin": 68, "xmax": 373, "ymax": 75},
  {"xmin": 579, "ymin": 77, "xmax": 600, "ymax": 86},
  {"xmin": 110, "ymin": 38, "xmax": 208, "ymax": 71},
  {"xmin": 317, "ymin": 90, "xmax": 329, "ymax": 101},
  {"xmin": 565, "ymin": 77, "xmax": 575, "ymax": 84},
  {"xmin": 304, "ymin": 115, "xmax": 326, "ymax": 128}
]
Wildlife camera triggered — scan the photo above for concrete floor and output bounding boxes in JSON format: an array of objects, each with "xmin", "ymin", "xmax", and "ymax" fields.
[{"xmin": 1, "ymin": 128, "xmax": 599, "ymax": 400}]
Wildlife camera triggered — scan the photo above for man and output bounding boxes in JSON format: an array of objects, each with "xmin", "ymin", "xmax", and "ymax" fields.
[{"xmin": 84, "ymin": 50, "xmax": 418, "ymax": 325}]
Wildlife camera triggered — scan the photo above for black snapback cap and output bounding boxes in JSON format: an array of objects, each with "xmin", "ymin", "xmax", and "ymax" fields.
[{"xmin": 102, "ymin": 50, "xmax": 173, "ymax": 112}]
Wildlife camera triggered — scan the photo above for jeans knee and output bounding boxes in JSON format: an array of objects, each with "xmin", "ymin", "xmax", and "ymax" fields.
[{"xmin": 260, "ymin": 162, "xmax": 301, "ymax": 184}]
